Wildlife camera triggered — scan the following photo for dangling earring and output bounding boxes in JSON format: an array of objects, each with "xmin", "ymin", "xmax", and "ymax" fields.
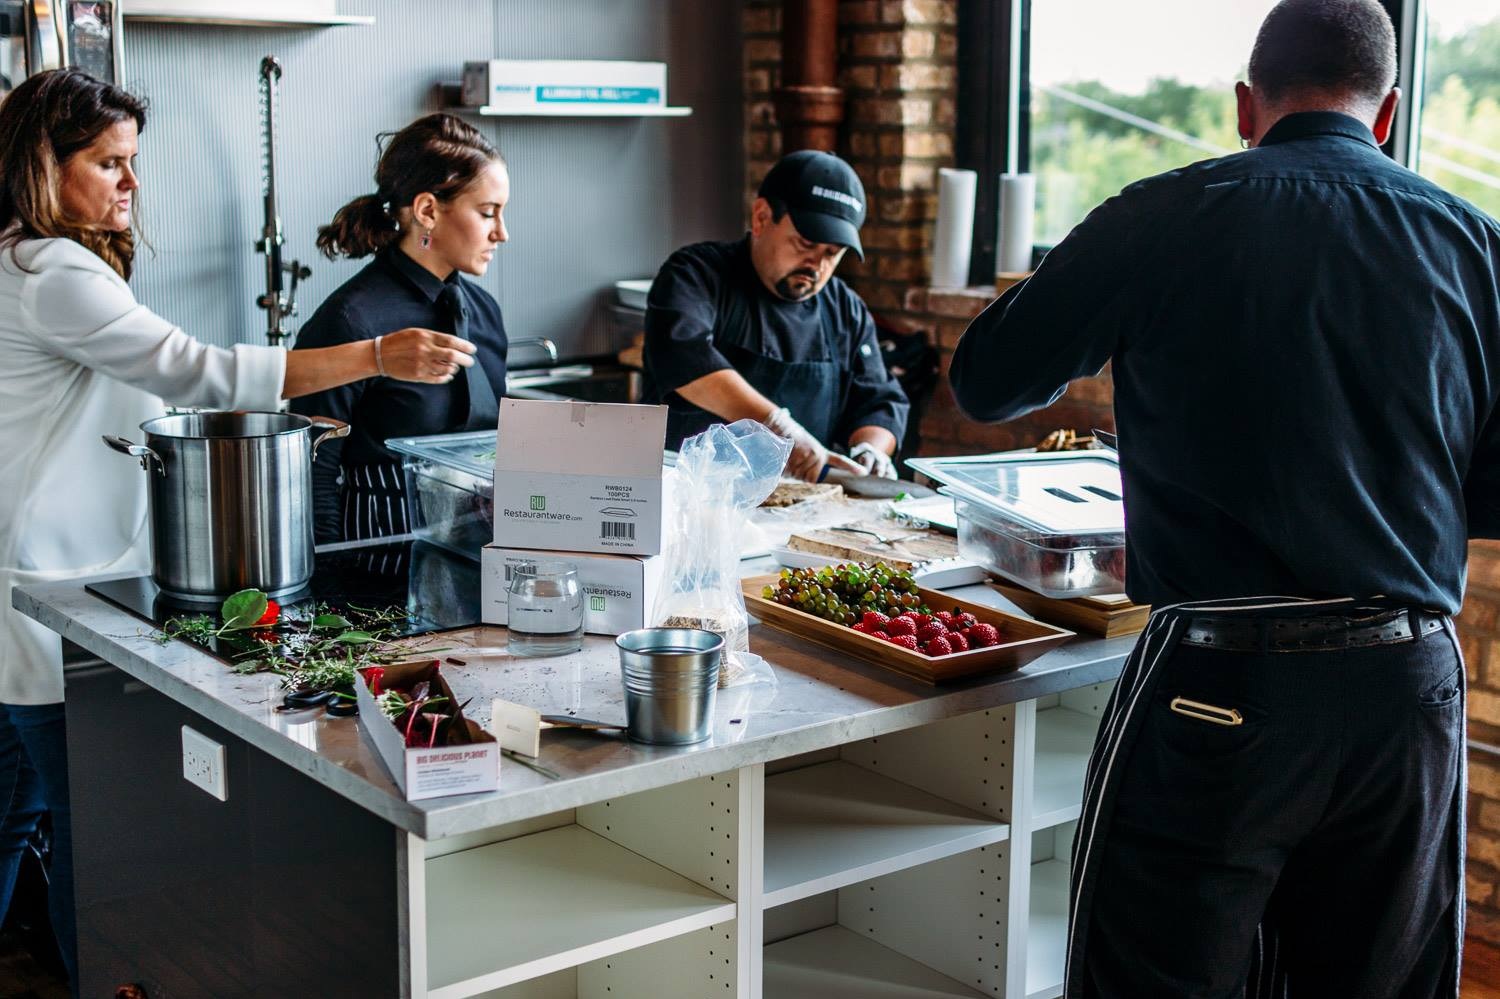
[
  {"xmin": 1239, "ymin": 136, "xmax": 1251, "ymax": 150},
  {"xmin": 419, "ymin": 227, "xmax": 432, "ymax": 250}
]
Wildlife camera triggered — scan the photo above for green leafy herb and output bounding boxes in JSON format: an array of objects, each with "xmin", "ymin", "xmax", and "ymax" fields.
[
  {"xmin": 311, "ymin": 613, "xmax": 353, "ymax": 631},
  {"xmin": 220, "ymin": 589, "xmax": 269, "ymax": 632},
  {"xmin": 335, "ymin": 631, "xmax": 378, "ymax": 645}
]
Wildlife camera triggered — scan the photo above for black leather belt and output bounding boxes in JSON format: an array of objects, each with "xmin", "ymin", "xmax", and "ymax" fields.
[{"xmin": 1180, "ymin": 608, "xmax": 1446, "ymax": 653}]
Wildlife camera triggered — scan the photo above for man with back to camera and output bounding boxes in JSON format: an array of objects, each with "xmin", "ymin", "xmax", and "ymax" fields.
[
  {"xmin": 641, "ymin": 150, "xmax": 910, "ymax": 481},
  {"xmin": 949, "ymin": 1, "xmax": 1500, "ymax": 995}
]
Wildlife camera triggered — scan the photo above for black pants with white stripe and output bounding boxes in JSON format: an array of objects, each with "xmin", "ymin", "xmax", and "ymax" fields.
[{"xmin": 1069, "ymin": 602, "xmax": 1465, "ymax": 999}]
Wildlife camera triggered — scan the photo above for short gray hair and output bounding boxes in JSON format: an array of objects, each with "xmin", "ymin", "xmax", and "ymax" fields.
[{"xmin": 1249, "ymin": 0, "xmax": 1397, "ymax": 105}]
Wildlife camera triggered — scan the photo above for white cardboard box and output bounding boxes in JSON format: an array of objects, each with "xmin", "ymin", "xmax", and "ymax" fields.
[
  {"xmin": 493, "ymin": 399, "xmax": 670, "ymax": 556},
  {"xmin": 481, "ymin": 545, "xmax": 665, "ymax": 637},
  {"xmin": 354, "ymin": 662, "xmax": 500, "ymax": 801},
  {"xmin": 461, "ymin": 59, "xmax": 668, "ymax": 110}
]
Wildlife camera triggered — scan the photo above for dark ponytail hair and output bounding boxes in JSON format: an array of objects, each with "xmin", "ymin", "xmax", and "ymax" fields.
[
  {"xmin": 318, "ymin": 113, "xmax": 504, "ymax": 259},
  {"xmin": 0, "ymin": 68, "xmax": 149, "ymax": 279}
]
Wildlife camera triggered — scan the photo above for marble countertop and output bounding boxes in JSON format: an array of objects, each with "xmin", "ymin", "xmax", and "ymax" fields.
[{"xmin": 14, "ymin": 571, "xmax": 1134, "ymax": 840}]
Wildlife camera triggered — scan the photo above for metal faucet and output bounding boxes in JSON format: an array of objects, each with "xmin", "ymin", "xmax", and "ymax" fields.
[
  {"xmin": 508, "ymin": 337, "xmax": 559, "ymax": 369},
  {"xmin": 256, "ymin": 55, "xmax": 310, "ymax": 347}
]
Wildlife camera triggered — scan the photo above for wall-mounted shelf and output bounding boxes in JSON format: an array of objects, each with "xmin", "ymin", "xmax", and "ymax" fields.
[
  {"xmin": 451, "ymin": 105, "xmax": 693, "ymax": 119},
  {"xmin": 122, "ymin": 9, "xmax": 373, "ymax": 27}
]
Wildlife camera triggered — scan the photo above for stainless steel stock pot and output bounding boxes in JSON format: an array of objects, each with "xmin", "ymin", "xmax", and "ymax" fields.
[{"xmin": 104, "ymin": 411, "xmax": 349, "ymax": 600}]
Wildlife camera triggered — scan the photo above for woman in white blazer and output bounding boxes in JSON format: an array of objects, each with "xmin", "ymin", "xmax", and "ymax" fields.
[{"xmin": 0, "ymin": 69, "xmax": 480, "ymax": 988}]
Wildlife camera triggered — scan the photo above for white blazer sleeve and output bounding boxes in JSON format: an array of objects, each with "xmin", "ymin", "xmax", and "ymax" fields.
[{"xmin": 18, "ymin": 241, "xmax": 285, "ymax": 411}]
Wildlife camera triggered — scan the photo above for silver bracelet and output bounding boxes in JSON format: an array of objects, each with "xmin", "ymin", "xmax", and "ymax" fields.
[{"xmin": 373, "ymin": 335, "xmax": 387, "ymax": 377}]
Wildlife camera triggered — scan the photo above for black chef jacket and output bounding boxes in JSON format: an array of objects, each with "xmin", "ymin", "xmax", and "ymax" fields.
[
  {"xmin": 290, "ymin": 246, "xmax": 508, "ymax": 541},
  {"xmin": 641, "ymin": 237, "xmax": 909, "ymax": 451},
  {"xmin": 951, "ymin": 111, "xmax": 1500, "ymax": 615}
]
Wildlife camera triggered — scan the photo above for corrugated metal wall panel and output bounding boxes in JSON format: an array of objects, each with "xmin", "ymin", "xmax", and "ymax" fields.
[{"xmin": 120, "ymin": 0, "xmax": 743, "ymax": 357}]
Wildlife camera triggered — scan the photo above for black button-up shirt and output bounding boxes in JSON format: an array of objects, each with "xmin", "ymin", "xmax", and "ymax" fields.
[
  {"xmin": 951, "ymin": 112, "xmax": 1500, "ymax": 614},
  {"xmin": 641, "ymin": 237, "xmax": 909, "ymax": 450},
  {"xmin": 290, "ymin": 247, "xmax": 507, "ymax": 540}
]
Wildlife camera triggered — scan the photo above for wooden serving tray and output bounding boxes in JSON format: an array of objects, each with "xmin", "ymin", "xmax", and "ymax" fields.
[{"xmin": 742, "ymin": 574, "xmax": 1073, "ymax": 684}]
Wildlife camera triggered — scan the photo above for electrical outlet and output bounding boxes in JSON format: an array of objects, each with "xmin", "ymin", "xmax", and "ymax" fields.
[{"xmin": 181, "ymin": 725, "xmax": 226, "ymax": 801}]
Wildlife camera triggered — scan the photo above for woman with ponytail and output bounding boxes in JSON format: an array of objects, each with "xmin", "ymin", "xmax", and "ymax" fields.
[
  {"xmin": 292, "ymin": 113, "xmax": 511, "ymax": 543},
  {"xmin": 0, "ymin": 71, "xmax": 477, "ymax": 990}
]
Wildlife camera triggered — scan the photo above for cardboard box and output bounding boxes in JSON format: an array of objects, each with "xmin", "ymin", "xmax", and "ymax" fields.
[
  {"xmin": 461, "ymin": 59, "xmax": 668, "ymax": 110},
  {"xmin": 354, "ymin": 662, "xmax": 500, "ymax": 801},
  {"xmin": 481, "ymin": 545, "xmax": 665, "ymax": 637},
  {"xmin": 493, "ymin": 399, "xmax": 670, "ymax": 556}
]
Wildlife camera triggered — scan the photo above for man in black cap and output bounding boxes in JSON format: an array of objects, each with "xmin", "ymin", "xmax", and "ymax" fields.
[{"xmin": 642, "ymin": 150, "xmax": 909, "ymax": 480}]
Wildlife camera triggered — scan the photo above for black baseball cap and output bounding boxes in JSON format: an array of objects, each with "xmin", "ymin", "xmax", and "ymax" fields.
[{"xmin": 757, "ymin": 150, "xmax": 866, "ymax": 260}]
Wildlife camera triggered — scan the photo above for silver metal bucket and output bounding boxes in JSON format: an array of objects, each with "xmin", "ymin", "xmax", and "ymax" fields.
[
  {"xmin": 104, "ymin": 411, "xmax": 349, "ymax": 601},
  {"xmin": 616, "ymin": 628, "xmax": 723, "ymax": 745}
]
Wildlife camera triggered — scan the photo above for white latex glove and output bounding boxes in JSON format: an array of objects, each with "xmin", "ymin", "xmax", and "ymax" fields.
[
  {"xmin": 763, "ymin": 407, "xmax": 829, "ymax": 482},
  {"xmin": 849, "ymin": 441, "xmax": 898, "ymax": 479}
]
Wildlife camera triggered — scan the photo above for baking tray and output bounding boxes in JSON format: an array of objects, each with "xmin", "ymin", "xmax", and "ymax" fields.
[{"xmin": 741, "ymin": 573, "xmax": 1072, "ymax": 684}]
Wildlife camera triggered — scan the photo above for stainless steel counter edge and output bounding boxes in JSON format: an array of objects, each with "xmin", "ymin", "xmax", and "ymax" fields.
[{"xmin": 13, "ymin": 581, "xmax": 1134, "ymax": 840}]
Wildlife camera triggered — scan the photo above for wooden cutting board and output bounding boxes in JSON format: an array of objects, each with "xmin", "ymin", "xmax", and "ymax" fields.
[
  {"xmin": 785, "ymin": 522, "xmax": 959, "ymax": 571},
  {"xmin": 988, "ymin": 581, "xmax": 1150, "ymax": 638}
]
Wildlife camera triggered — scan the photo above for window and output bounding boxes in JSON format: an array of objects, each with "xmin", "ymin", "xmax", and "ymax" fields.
[
  {"xmin": 1414, "ymin": 0, "xmax": 1500, "ymax": 218},
  {"xmin": 1025, "ymin": 0, "xmax": 1278, "ymax": 245}
]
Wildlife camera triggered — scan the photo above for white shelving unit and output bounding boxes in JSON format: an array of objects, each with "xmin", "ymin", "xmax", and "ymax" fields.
[
  {"xmin": 395, "ymin": 684, "xmax": 1115, "ymax": 997},
  {"xmin": 422, "ymin": 825, "xmax": 735, "ymax": 997},
  {"xmin": 1033, "ymin": 707, "xmax": 1099, "ymax": 828},
  {"xmin": 765, "ymin": 925, "xmax": 989, "ymax": 998},
  {"xmin": 122, "ymin": 8, "xmax": 373, "ymax": 26},
  {"xmin": 452, "ymin": 105, "xmax": 693, "ymax": 118},
  {"xmin": 1026, "ymin": 859, "xmax": 1071, "ymax": 999},
  {"xmin": 763, "ymin": 759, "xmax": 1010, "ymax": 906}
]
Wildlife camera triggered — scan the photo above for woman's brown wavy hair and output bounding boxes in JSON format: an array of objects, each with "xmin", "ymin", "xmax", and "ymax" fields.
[
  {"xmin": 0, "ymin": 69, "xmax": 148, "ymax": 280},
  {"xmin": 317, "ymin": 112, "xmax": 504, "ymax": 259}
]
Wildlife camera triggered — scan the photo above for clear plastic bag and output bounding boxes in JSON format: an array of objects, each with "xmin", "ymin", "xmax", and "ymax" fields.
[{"xmin": 651, "ymin": 420, "xmax": 791, "ymax": 688}]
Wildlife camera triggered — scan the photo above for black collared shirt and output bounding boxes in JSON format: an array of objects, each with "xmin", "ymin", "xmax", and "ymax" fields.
[
  {"xmin": 951, "ymin": 112, "xmax": 1500, "ymax": 614},
  {"xmin": 290, "ymin": 246, "xmax": 507, "ymax": 539},
  {"xmin": 640, "ymin": 237, "xmax": 909, "ymax": 449}
]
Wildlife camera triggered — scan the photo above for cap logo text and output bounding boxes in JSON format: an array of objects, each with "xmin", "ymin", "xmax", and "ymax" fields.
[{"xmin": 811, "ymin": 185, "xmax": 863, "ymax": 213}]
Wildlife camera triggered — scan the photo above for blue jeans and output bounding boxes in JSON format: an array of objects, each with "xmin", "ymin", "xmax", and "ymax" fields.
[{"xmin": 0, "ymin": 703, "xmax": 75, "ymax": 991}]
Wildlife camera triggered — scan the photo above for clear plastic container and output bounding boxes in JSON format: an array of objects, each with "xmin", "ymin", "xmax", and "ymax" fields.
[
  {"xmin": 950, "ymin": 494, "xmax": 1125, "ymax": 598},
  {"xmin": 385, "ymin": 431, "xmax": 495, "ymax": 561},
  {"xmin": 907, "ymin": 451, "xmax": 1127, "ymax": 599}
]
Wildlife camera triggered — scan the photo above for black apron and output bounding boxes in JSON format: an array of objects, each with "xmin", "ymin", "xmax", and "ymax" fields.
[
  {"xmin": 1065, "ymin": 594, "xmax": 1466, "ymax": 998},
  {"xmin": 339, "ymin": 284, "xmax": 499, "ymax": 542},
  {"xmin": 666, "ymin": 298, "xmax": 843, "ymax": 450}
]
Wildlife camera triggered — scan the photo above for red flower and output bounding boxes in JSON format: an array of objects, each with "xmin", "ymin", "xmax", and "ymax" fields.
[{"xmin": 255, "ymin": 600, "xmax": 281, "ymax": 626}]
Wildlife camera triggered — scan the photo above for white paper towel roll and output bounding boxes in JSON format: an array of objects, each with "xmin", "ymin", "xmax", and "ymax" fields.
[
  {"xmin": 997, "ymin": 172, "xmax": 1037, "ymax": 275},
  {"xmin": 930, "ymin": 168, "xmax": 977, "ymax": 289}
]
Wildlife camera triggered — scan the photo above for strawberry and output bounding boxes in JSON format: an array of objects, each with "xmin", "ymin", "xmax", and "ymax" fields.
[
  {"xmin": 886, "ymin": 616, "xmax": 918, "ymax": 638},
  {"xmin": 908, "ymin": 613, "xmax": 935, "ymax": 630},
  {"xmin": 861, "ymin": 611, "xmax": 891, "ymax": 632},
  {"xmin": 924, "ymin": 635, "xmax": 954, "ymax": 657},
  {"xmin": 933, "ymin": 611, "xmax": 956, "ymax": 629},
  {"xmin": 966, "ymin": 623, "xmax": 1000, "ymax": 648},
  {"xmin": 916, "ymin": 622, "xmax": 947, "ymax": 645},
  {"xmin": 888, "ymin": 634, "xmax": 919, "ymax": 651},
  {"xmin": 947, "ymin": 632, "xmax": 969, "ymax": 652},
  {"xmin": 955, "ymin": 611, "xmax": 980, "ymax": 630},
  {"xmin": 255, "ymin": 599, "xmax": 281, "ymax": 626},
  {"xmin": 850, "ymin": 622, "xmax": 875, "ymax": 637}
]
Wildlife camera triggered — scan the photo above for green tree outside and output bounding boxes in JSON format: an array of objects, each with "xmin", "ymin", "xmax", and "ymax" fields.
[{"xmin": 1029, "ymin": 18, "xmax": 1500, "ymax": 245}]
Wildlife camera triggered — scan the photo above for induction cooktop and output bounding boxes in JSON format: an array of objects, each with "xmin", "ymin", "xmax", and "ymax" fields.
[{"xmin": 87, "ymin": 539, "xmax": 481, "ymax": 664}]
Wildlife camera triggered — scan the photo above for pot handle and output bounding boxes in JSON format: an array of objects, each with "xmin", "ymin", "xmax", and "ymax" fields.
[
  {"xmin": 307, "ymin": 417, "xmax": 351, "ymax": 463},
  {"xmin": 102, "ymin": 435, "xmax": 164, "ymax": 475}
]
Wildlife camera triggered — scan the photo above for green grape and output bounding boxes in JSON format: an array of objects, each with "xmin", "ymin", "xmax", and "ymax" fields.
[
  {"xmin": 762, "ymin": 585, "xmax": 775, "ymax": 599},
  {"xmin": 780, "ymin": 568, "xmax": 792, "ymax": 580}
]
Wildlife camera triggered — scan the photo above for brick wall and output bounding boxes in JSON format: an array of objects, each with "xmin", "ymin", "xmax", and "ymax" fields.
[
  {"xmin": 742, "ymin": 0, "xmax": 1114, "ymax": 458},
  {"xmin": 1460, "ymin": 541, "xmax": 1500, "ymax": 940}
]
